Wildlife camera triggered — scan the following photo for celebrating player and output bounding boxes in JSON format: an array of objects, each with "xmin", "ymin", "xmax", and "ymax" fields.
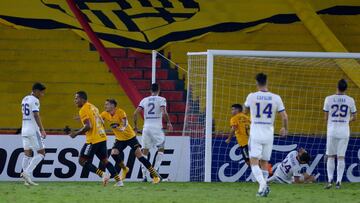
[
  {"xmin": 225, "ymin": 104, "xmax": 251, "ymax": 165},
  {"xmin": 20, "ymin": 82, "xmax": 46, "ymax": 186},
  {"xmin": 267, "ymin": 148, "xmax": 315, "ymax": 184},
  {"xmin": 100, "ymin": 98, "xmax": 161, "ymax": 183},
  {"xmin": 323, "ymin": 79, "xmax": 357, "ymax": 189},
  {"xmin": 244, "ymin": 73, "xmax": 288, "ymax": 197},
  {"xmin": 68, "ymin": 91, "xmax": 123, "ymax": 187},
  {"xmin": 133, "ymin": 83, "xmax": 173, "ymax": 182}
]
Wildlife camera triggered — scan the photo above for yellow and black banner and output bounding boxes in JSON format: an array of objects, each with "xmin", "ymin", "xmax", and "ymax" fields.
[{"xmin": 0, "ymin": 0, "xmax": 359, "ymax": 51}]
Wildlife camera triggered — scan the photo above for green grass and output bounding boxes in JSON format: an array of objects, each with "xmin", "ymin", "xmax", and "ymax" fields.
[{"xmin": 0, "ymin": 182, "xmax": 359, "ymax": 203}]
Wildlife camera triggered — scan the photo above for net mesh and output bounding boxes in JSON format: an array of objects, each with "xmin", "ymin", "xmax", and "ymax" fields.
[{"xmin": 184, "ymin": 53, "xmax": 360, "ymax": 182}]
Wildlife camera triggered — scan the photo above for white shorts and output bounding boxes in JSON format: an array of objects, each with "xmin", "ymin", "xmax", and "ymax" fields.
[
  {"xmin": 248, "ymin": 138, "xmax": 273, "ymax": 161},
  {"xmin": 22, "ymin": 133, "xmax": 45, "ymax": 151},
  {"xmin": 326, "ymin": 136, "xmax": 349, "ymax": 157},
  {"xmin": 142, "ymin": 127, "xmax": 165, "ymax": 149}
]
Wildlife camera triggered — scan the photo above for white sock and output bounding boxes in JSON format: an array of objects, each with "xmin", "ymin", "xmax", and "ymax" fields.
[
  {"xmin": 22, "ymin": 155, "xmax": 32, "ymax": 172},
  {"xmin": 327, "ymin": 157, "xmax": 335, "ymax": 183},
  {"xmin": 141, "ymin": 156, "xmax": 148, "ymax": 179},
  {"xmin": 262, "ymin": 170, "xmax": 269, "ymax": 180},
  {"xmin": 25, "ymin": 154, "xmax": 44, "ymax": 174},
  {"xmin": 251, "ymin": 165, "xmax": 266, "ymax": 192},
  {"xmin": 337, "ymin": 159, "xmax": 345, "ymax": 184},
  {"xmin": 154, "ymin": 151, "xmax": 164, "ymax": 171}
]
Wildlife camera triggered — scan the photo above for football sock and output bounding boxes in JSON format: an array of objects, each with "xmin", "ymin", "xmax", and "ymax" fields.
[
  {"xmin": 25, "ymin": 154, "xmax": 44, "ymax": 174},
  {"xmin": 22, "ymin": 155, "xmax": 31, "ymax": 172},
  {"xmin": 111, "ymin": 154, "xmax": 127, "ymax": 170},
  {"xmin": 327, "ymin": 157, "xmax": 335, "ymax": 183},
  {"xmin": 251, "ymin": 165, "xmax": 266, "ymax": 192},
  {"xmin": 154, "ymin": 151, "xmax": 164, "ymax": 171},
  {"xmin": 262, "ymin": 170, "xmax": 269, "ymax": 180},
  {"xmin": 139, "ymin": 156, "xmax": 158, "ymax": 178},
  {"xmin": 337, "ymin": 159, "xmax": 345, "ymax": 184},
  {"xmin": 104, "ymin": 161, "xmax": 120, "ymax": 180},
  {"xmin": 95, "ymin": 169, "xmax": 104, "ymax": 177}
]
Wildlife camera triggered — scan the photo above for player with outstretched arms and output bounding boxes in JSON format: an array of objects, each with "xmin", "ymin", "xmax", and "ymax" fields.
[
  {"xmin": 100, "ymin": 98, "xmax": 161, "ymax": 183},
  {"xmin": 20, "ymin": 82, "xmax": 46, "ymax": 186},
  {"xmin": 133, "ymin": 83, "xmax": 173, "ymax": 182},
  {"xmin": 244, "ymin": 73, "xmax": 288, "ymax": 197},
  {"xmin": 267, "ymin": 148, "xmax": 315, "ymax": 184},
  {"xmin": 324, "ymin": 79, "xmax": 357, "ymax": 189},
  {"xmin": 68, "ymin": 91, "xmax": 123, "ymax": 187}
]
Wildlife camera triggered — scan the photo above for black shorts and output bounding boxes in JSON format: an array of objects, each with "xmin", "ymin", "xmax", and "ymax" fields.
[
  {"xmin": 80, "ymin": 141, "xmax": 108, "ymax": 160},
  {"xmin": 112, "ymin": 137, "xmax": 141, "ymax": 151},
  {"xmin": 240, "ymin": 145, "xmax": 250, "ymax": 162}
]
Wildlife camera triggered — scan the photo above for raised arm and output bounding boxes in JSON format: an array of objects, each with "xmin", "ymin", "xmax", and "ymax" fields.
[{"xmin": 161, "ymin": 106, "xmax": 173, "ymax": 131}]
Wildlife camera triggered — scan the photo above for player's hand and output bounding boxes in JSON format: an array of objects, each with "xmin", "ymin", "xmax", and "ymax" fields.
[
  {"xmin": 41, "ymin": 130, "xmax": 47, "ymax": 139},
  {"xmin": 73, "ymin": 116, "xmax": 80, "ymax": 121},
  {"xmin": 167, "ymin": 123, "xmax": 173, "ymax": 132},
  {"xmin": 68, "ymin": 132, "xmax": 77, "ymax": 138},
  {"xmin": 279, "ymin": 127, "xmax": 288, "ymax": 137},
  {"xmin": 134, "ymin": 127, "xmax": 139, "ymax": 134},
  {"xmin": 225, "ymin": 138, "xmax": 231, "ymax": 144}
]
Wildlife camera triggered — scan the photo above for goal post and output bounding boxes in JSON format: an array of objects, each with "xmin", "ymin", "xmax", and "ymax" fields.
[{"xmin": 185, "ymin": 50, "xmax": 360, "ymax": 182}]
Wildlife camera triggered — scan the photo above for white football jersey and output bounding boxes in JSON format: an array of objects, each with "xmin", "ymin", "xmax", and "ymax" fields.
[
  {"xmin": 139, "ymin": 95, "xmax": 167, "ymax": 129},
  {"xmin": 323, "ymin": 94, "xmax": 356, "ymax": 138},
  {"xmin": 275, "ymin": 150, "xmax": 301, "ymax": 183},
  {"xmin": 21, "ymin": 95, "xmax": 41, "ymax": 136},
  {"xmin": 244, "ymin": 91, "xmax": 285, "ymax": 141}
]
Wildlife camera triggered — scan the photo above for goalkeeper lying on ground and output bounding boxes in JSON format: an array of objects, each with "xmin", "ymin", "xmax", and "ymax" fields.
[{"xmin": 267, "ymin": 148, "xmax": 316, "ymax": 184}]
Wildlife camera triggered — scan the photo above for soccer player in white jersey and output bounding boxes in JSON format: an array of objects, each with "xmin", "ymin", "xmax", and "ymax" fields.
[
  {"xmin": 324, "ymin": 79, "xmax": 357, "ymax": 189},
  {"xmin": 244, "ymin": 73, "xmax": 288, "ymax": 197},
  {"xmin": 268, "ymin": 148, "xmax": 314, "ymax": 184},
  {"xmin": 133, "ymin": 83, "xmax": 173, "ymax": 182},
  {"xmin": 20, "ymin": 82, "xmax": 46, "ymax": 186}
]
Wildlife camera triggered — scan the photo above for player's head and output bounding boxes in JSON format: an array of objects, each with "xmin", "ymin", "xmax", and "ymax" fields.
[
  {"xmin": 151, "ymin": 83, "xmax": 160, "ymax": 95},
  {"xmin": 297, "ymin": 148, "xmax": 311, "ymax": 164},
  {"xmin": 105, "ymin": 98, "xmax": 117, "ymax": 112},
  {"xmin": 256, "ymin": 73, "xmax": 267, "ymax": 88},
  {"xmin": 32, "ymin": 82, "xmax": 46, "ymax": 98},
  {"xmin": 337, "ymin": 79, "xmax": 348, "ymax": 93},
  {"xmin": 75, "ymin": 91, "xmax": 87, "ymax": 108},
  {"xmin": 231, "ymin": 104, "xmax": 243, "ymax": 115}
]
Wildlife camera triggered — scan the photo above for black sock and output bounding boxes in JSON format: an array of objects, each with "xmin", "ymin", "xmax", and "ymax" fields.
[
  {"xmin": 84, "ymin": 161, "xmax": 103, "ymax": 177},
  {"xmin": 105, "ymin": 162, "xmax": 121, "ymax": 181},
  {"xmin": 138, "ymin": 156, "xmax": 159, "ymax": 178}
]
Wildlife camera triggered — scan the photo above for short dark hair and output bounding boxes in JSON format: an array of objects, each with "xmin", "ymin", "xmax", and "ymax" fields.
[
  {"xmin": 106, "ymin": 98, "xmax": 117, "ymax": 107},
  {"xmin": 256, "ymin": 73, "xmax": 267, "ymax": 86},
  {"xmin": 299, "ymin": 151, "xmax": 311, "ymax": 164},
  {"xmin": 76, "ymin": 91, "xmax": 87, "ymax": 100},
  {"xmin": 151, "ymin": 83, "xmax": 160, "ymax": 92},
  {"xmin": 231, "ymin": 104, "xmax": 243, "ymax": 112},
  {"xmin": 338, "ymin": 79, "xmax": 348, "ymax": 92},
  {"xmin": 32, "ymin": 82, "xmax": 46, "ymax": 91}
]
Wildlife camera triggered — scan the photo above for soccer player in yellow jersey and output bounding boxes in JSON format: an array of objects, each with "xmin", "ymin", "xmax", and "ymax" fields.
[
  {"xmin": 226, "ymin": 104, "xmax": 251, "ymax": 165},
  {"xmin": 100, "ymin": 99, "xmax": 161, "ymax": 183},
  {"xmin": 68, "ymin": 91, "xmax": 123, "ymax": 187}
]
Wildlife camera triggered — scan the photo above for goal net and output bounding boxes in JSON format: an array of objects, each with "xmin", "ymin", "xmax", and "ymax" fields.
[{"xmin": 184, "ymin": 50, "xmax": 360, "ymax": 182}]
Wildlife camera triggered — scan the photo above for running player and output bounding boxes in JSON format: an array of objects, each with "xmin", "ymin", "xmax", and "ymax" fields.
[
  {"xmin": 244, "ymin": 73, "xmax": 288, "ymax": 197},
  {"xmin": 68, "ymin": 91, "xmax": 123, "ymax": 186},
  {"xmin": 100, "ymin": 98, "xmax": 161, "ymax": 183},
  {"xmin": 20, "ymin": 82, "xmax": 46, "ymax": 186},
  {"xmin": 133, "ymin": 83, "xmax": 173, "ymax": 182},
  {"xmin": 324, "ymin": 79, "xmax": 357, "ymax": 189}
]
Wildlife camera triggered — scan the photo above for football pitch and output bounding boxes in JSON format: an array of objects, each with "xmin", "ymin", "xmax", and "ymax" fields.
[{"xmin": 0, "ymin": 182, "xmax": 359, "ymax": 203}]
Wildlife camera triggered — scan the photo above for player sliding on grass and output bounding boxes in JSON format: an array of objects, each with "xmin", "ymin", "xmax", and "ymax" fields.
[
  {"xmin": 323, "ymin": 79, "xmax": 357, "ymax": 189},
  {"xmin": 68, "ymin": 91, "xmax": 123, "ymax": 187},
  {"xmin": 226, "ymin": 104, "xmax": 251, "ymax": 165},
  {"xmin": 134, "ymin": 83, "xmax": 173, "ymax": 182},
  {"xmin": 20, "ymin": 82, "xmax": 46, "ymax": 186},
  {"xmin": 100, "ymin": 98, "xmax": 161, "ymax": 183},
  {"xmin": 267, "ymin": 148, "xmax": 315, "ymax": 184},
  {"xmin": 244, "ymin": 73, "xmax": 288, "ymax": 197}
]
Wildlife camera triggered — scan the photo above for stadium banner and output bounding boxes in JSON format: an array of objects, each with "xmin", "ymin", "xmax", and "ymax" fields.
[
  {"xmin": 211, "ymin": 136, "xmax": 360, "ymax": 182},
  {"xmin": 0, "ymin": 1, "xmax": 359, "ymax": 51},
  {"xmin": 0, "ymin": 135, "xmax": 190, "ymax": 182}
]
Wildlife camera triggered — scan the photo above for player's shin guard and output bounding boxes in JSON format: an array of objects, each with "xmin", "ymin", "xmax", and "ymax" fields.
[
  {"xmin": 337, "ymin": 159, "xmax": 345, "ymax": 183},
  {"xmin": 138, "ymin": 156, "xmax": 158, "ymax": 178},
  {"xmin": 22, "ymin": 155, "xmax": 31, "ymax": 172},
  {"xmin": 251, "ymin": 165, "xmax": 266, "ymax": 192},
  {"xmin": 327, "ymin": 157, "xmax": 335, "ymax": 183},
  {"xmin": 154, "ymin": 151, "xmax": 164, "ymax": 171},
  {"xmin": 104, "ymin": 161, "xmax": 121, "ymax": 182},
  {"xmin": 25, "ymin": 154, "xmax": 44, "ymax": 174}
]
